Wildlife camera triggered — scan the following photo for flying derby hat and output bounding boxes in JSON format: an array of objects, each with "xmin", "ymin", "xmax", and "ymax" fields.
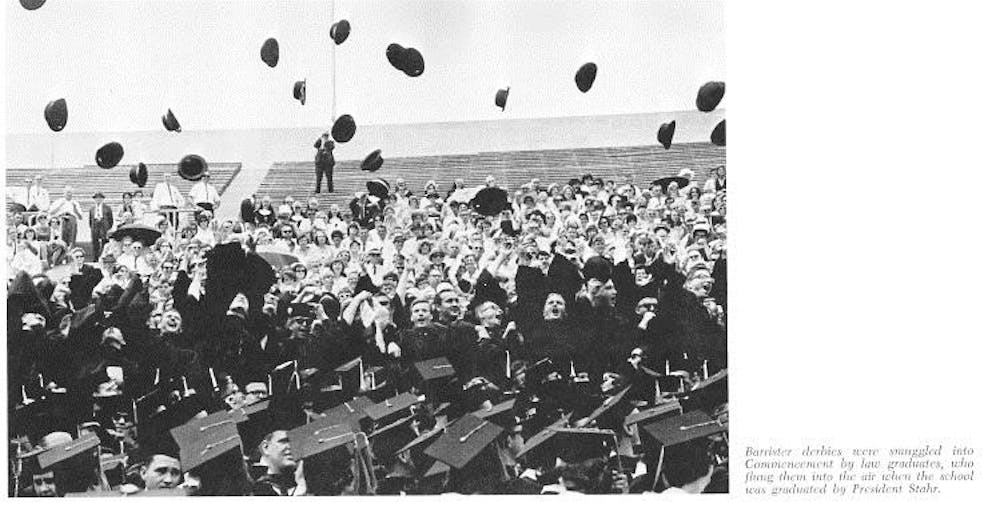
[
  {"xmin": 696, "ymin": 81, "xmax": 725, "ymax": 112},
  {"xmin": 366, "ymin": 178, "xmax": 391, "ymax": 199},
  {"xmin": 470, "ymin": 187, "xmax": 511, "ymax": 216},
  {"xmin": 361, "ymin": 149, "xmax": 383, "ymax": 172},
  {"xmin": 575, "ymin": 62, "xmax": 598, "ymax": 92},
  {"xmin": 711, "ymin": 120, "xmax": 726, "ymax": 146},
  {"xmin": 657, "ymin": 121, "xmax": 676, "ymax": 150},
  {"xmin": 95, "ymin": 142, "xmax": 124, "ymax": 169},
  {"xmin": 330, "ymin": 19, "xmax": 351, "ymax": 45},
  {"xmin": 260, "ymin": 37, "xmax": 279, "ymax": 67},
  {"xmin": 386, "ymin": 43, "xmax": 424, "ymax": 77},
  {"xmin": 130, "ymin": 163, "xmax": 148, "ymax": 188},
  {"xmin": 177, "ymin": 154, "xmax": 208, "ymax": 181},
  {"xmin": 495, "ymin": 87, "xmax": 510, "ymax": 111},
  {"xmin": 293, "ymin": 79, "xmax": 307, "ymax": 105},
  {"xmin": 44, "ymin": 98, "xmax": 67, "ymax": 131},
  {"xmin": 161, "ymin": 109, "xmax": 181, "ymax": 132},
  {"xmin": 21, "ymin": 0, "xmax": 47, "ymax": 10},
  {"xmin": 331, "ymin": 114, "xmax": 356, "ymax": 143}
]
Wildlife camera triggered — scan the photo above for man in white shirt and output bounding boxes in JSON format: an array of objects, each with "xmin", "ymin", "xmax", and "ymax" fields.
[
  {"xmin": 151, "ymin": 169, "xmax": 185, "ymax": 228},
  {"xmin": 188, "ymin": 173, "xmax": 220, "ymax": 212},
  {"xmin": 48, "ymin": 186, "xmax": 83, "ymax": 245},
  {"xmin": 26, "ymin": 175, "xmax": 51, "ymax": 212}
]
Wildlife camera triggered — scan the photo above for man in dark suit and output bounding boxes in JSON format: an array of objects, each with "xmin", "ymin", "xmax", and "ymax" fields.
[
  {"xmin": 88, "ymin": 192, "xmax": 114, "ymax": 259},
  {"xmin": 314, "ymin": 132, "xmax": 335, "ymax": 194}
]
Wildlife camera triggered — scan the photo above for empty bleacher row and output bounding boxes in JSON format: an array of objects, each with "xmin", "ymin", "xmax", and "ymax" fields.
[
  {"xmin": 256, "ymin": 142, "xmax": 725, "ymax": 206},
  {"xmin": 6, "ymin": 162, "xmax": 243, "ymax": 211}
]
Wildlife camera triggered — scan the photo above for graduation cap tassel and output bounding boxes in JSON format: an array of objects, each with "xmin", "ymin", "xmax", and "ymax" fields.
[
  {"xmin": 39, "ymin": 373, "xmax": 45, "ymax": 390},
  {"xmin": 654, "ymin": 376, "xmax": 662, "ymax": 401},
  {"xmin": 505, "ymin": 351, "xmax": 511, "ymax": 379},
  {"xmin": 570, "ymin": 360, "xmax": 576, "ymax": 378},
  {"xmin": 209, "ymin": 368, "xmax": 218, "ymax": 391},
  {"xmin": 702, "ymin": 360, "xmax": 709, "ymax": 381},
  {"xmin": 154, "ymin": 368, "xmax": 160, "ymax": 385},
  {"xmin": 267, "ymin": 374, "xmax": 273, "ymax": 397},
  {"xmin": 664, "ymin": 359, "xmax": 670, "ymax": 375}
]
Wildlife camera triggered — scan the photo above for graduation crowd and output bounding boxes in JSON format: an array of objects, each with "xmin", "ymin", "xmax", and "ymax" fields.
[{"xmin": 7, "ymin": 166, "xmax": 729, "ymax": 497}]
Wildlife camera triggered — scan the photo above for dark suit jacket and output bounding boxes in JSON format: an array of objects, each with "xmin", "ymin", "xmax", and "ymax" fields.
[{"xmin": 89, "ymin": 204, "xmax": 114, "ymax": 236}]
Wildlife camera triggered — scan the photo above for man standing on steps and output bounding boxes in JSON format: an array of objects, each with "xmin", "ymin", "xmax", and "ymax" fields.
[
  {"xmin": 314, "ymin": 132, "xmax": 335, "ymax": 195},
  {"xmin": 48, "ymin": 186, "xmax": 83, "ymax": 248},
  {"xmin": 151, "ymin": 169, "xmax": 185, "ymax": 229},
  {"xmin": 89, "ymin": 192, "xmax": 114, "ymax": 259}
]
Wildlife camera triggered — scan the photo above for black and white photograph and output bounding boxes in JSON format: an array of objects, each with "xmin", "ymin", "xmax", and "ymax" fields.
[{"xmin": 5, "ymin": 0, "xmax": 727, "ymax": 497}]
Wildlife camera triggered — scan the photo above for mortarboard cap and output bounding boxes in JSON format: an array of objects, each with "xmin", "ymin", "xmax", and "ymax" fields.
[
  {"xmin": 95, "ymin": 142, "xmax": 124, "ymax": 169},
  {"xmin": 330, "ymin": 19, "xmax": 351, "ymax": 45},
  {"xmin": 423, "ymin": 414, "xmax": 503, "ymax": 470},
  {"xmin": 425, "ymin": 460, "xmax": 450, "ymax": 477},
  {"xmin": 287, "ymin": 417, "xmax": 356, "ymax": 460},
  {"xmin": 260, "ymin": 37, "xmax": 279, "ymax": 68},
  {"xmin": 177, "ymin": 154, "xmax": 208, "ymax": 181},
  {"xmin": 413, "ymin": 357, "xmax": 456, "ymax": 382},
  {"xmin": 575, "ymin": 62, "xmax": 598, "ymax": 93},
  {"xmin": 711, "ymin": 119, "xmax": 726, "ymax": 146},
  {"xmin": 472, "ymin": 398, "xmax": 515, "ymax": 421},
  {"xmin": 130, "ymin": 162, "xmax": 148, "ymax": 188},
  {"xmin": 624, "ymin": 398, "xmax": 682, "ymax": 427},
  {"xmin": 361, "ymin": 150, "xmax": 383, "ymax": 172},
  {"xmin": 678, "ymin": 368, "xmax": 728, "ymax": 412},
  {"xmin": 576, "ymin": 385, "xmax": 631, "ymax": 427},
  {"xmin": 162, "ymin": 108, "xmax": 181, "ymax": 132},
  {"xmin": 37, "ymin": 433, "xmax": 100, "ymax": 469},
  {"xmin": 364, "ymin": 392, "xmax": 421, "ymax": 424},
  {"xmin": 696, "ymin": 81, "xmax": 725, "ymax": 112},
  {"xmin": 640, "ymin": 410, "xmax": 726, "ymax": 450},
  {"xmin": 657, "ymin": 121, "xmax": 676, "ymax": 150},
  {"xmin": 170, "ymin": 411, "xmax": 244, "ymax": 471},
  {"xmin": 331, "ymin": 114, "xmax": 356, "ymax": 143},
  {"xmin": 44, "ymin": 98, "xmax": 67, "ymax": 131},
  {"xmin": 368, "ymin": 414, "xmax": 419, "ymax": 461},
  {"xmin": 293, "ymin": 79, "xmax": 307, "ymax": 105},
  {"xmin": 322, "ymin": 396, "xmax": 373, "ymax": 430},
  {"xmin": 495, "ymin": 87, "xmax": 510, "ymax": 111}
]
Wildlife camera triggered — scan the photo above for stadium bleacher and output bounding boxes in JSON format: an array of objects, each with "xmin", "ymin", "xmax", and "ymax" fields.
[
  {"xmin": 257, "ymin": 142, "xmax": 724, "ymax": 206},
  {"xmin": 5, "ymin": 162, "xmax": 243, "ymax": 210}
]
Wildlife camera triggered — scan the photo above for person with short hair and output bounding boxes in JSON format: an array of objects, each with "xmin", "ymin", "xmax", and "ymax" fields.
[
  {"xmin": 313, "ymin": 132, "xmax": 335, "ymax": 194},
  {"xmin": 189, "ymin": 173, "xmax": 220, "ymax": 212},
  {"xmin": 140, "ymin": 453, "xmax": 183, "ymax": 490},
  {"xmin": 48, "ymin": 186, "xmax": 83, "ymax": 246},
  {"xmin": 253, "ymin": 430, "xmax": 302, "ymax": 496},
  {"xmin": 89, "ymin": 192, "xmax": 114, "ymax": 260}
]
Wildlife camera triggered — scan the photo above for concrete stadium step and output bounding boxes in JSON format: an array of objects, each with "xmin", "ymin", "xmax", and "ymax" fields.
[{"xmin": 255, "ymin": 143, "xmax": 725, "ymax": 207}]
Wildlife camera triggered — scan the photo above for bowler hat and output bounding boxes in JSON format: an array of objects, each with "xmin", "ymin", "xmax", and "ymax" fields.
[
  {"xmin": 95, "ymin": 142, "xmax": 124, "ymax": 169},
  {"xmin": 161, "ymin": 109, "xmax": 181, "ymax": 132},
  {"xmin": 696, "ymin": 81, "xmax": 725, "ymax": 112},
  {"xmin": 657, "ymin": 121, "xmax": 676, "ymax": 150},
  {"xmin": 711, "ymin": 120, "xmax": 726, "ymax": 146},
  {"xmin": 495, "ymin": 87, "xmax": 510, "ymax": 111},
  {"xmin": 260, "ymin": 38, "xmax": 279, "ymax": 68},
  {"xmin": 331, "ymin": 114, "xmax": 356, "ymax": 143},
  {"xmin": 293, "ymin": 80, "xmax": 307, "ymax": 105},
  {"xmin": 178, "ymin": 154, "xmax": 208, "ymax": 181},
  {"xmin": 361, "ymin": 149, "xmax": 383, "ymax": 172},
  {"xmin": 575, "ymin": 62, "xmax": 598, "ymax": 93},
  {"xmin": 330, "ymin": 20, "xmax": 351, "ymax": 45},
  {"xmin": 130, "ymin": 163, "xmax": 148, "ymax": 188},
  {"xmin": 44, "ymin": 98, "xmax": 67, "ymax": 132}
]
